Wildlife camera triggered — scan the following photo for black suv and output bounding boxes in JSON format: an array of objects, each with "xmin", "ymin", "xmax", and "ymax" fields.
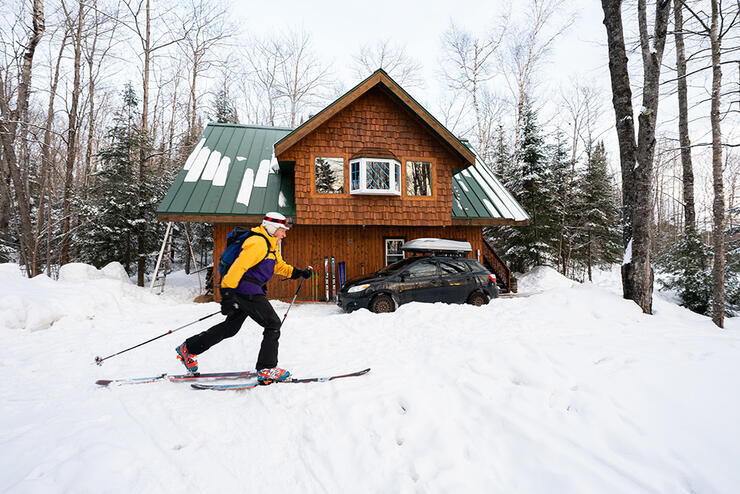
[{"xmin": 338, "ymin": 255, "xmax": 498, "ymax": 313}]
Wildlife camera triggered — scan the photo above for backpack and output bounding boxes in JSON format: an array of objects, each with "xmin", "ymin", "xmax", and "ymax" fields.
[{"xmin": 218, "ymin": 227, "xmax": 272, "ymax": 277}]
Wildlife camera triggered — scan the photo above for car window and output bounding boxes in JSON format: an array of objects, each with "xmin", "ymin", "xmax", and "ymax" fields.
[
  {"xmin": 438, "ymin": 259, "xmax": 470, "ymax": 274},
  {"xmin": 404, "ymin": 260, "xmax": 438, "ymax": 278},
  {"xmin": 376, "ymin": 257, "xmax": 419, "ymax": 275}
]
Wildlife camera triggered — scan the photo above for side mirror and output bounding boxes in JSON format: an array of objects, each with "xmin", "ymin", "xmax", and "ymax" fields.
[{"xmin": 399, "ymin": 272, "xmax": 407, "ymax": 281}]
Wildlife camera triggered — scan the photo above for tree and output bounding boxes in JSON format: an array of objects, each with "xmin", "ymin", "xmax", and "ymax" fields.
[
  {"xmin": 0, "ymin": 0, "xmax": 45, "ymax": 276},
  {"xmin": 506, "ymin": 0, "xmax": 573, "ymax": 161},
  {"xmin": 492, "ymin": 101, "xmax": 553, "ymax": 271},
  {"xmin": 441, "ymin": 20, "xmax": 507, "ymax": 161},
  {"xmin": 351, "ymin": 40, "xmax": 423, "ymax": 88},
  {"xmin": 78, "ymin": 83, "xmax": 166, "ymax": 276},
  {"xmin": 212, "ymin": 86, "xmax": 238, "ymax": 124},
  {"xmin": 575, "ymin": 141, "xmax": 623, "ymax": 280},
  {"xmin": 673, "ymin": 0, "xmax": 696, "ymax": 234},
  {"xmin": 600, "ymin": 0, "xmax": 671, "ymax": 315}
]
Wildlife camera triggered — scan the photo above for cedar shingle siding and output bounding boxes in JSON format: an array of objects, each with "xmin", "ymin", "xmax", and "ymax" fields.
[{"xmin": 279, "ymin": 86, "xmax": 463, "ymax": 226}]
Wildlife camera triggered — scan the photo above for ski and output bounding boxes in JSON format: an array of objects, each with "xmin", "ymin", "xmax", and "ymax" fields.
[
  {"xmin": 190, "ymin": 367, "xmax": 371, "ymax": 391},
  {"xmin": 96, "ymin": 370, "xmax": 258, "ymax": 387},
  {"xmin": 331, "ymin": 256, "xmax": 337, "ymax": 302},
  {"xmin": 324, "ymin": 256, "xmax": 329, "ymax": 301}
]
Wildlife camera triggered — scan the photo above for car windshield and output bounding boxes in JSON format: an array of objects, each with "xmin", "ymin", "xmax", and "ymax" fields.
[{"xmin": 375, "ymin": 257, "xmax": 424, "ymax": 275}]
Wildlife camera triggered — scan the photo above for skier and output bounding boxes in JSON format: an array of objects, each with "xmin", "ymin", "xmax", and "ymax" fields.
[{"xmin": 175, "ymin": 212, "xmax": 312, "ymax": 383}]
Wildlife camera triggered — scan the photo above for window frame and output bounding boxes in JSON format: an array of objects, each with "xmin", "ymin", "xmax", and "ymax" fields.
[
  {"xmin": 349, "ymin": 157, "xmax": 402, "ymax": 196},
  {"xmin": 314, "ymin": 156, "xmax": 345, "ymax": 195},
  {"xmin": 405, "ymin": 160, "xmax": 434, "ymax": 197},
  {"xmin": 384, "ymin": 238, "xmax": 406, "ymax": 266}
]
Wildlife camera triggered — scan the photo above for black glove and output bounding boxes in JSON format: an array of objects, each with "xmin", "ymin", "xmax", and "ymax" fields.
[
  {"xmin": 290, "ymin": 267, "xmax": 312, "ymax": 280},
  {"xmin": 220, "ymin": 288, "xmax": 240, "ymax": 316}
]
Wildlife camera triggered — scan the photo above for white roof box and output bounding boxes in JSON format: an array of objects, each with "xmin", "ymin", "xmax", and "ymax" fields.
[{"xmin": 402, "ymin": 238, "xmax": 472, "ymax": 254}]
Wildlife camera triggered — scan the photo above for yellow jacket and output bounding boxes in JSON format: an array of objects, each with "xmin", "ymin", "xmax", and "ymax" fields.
[{"xmin": 221, "ymin": 225, "xmax": 294, "ymax": 290}]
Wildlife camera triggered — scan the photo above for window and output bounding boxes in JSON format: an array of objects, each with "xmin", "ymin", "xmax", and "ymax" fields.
[
  {"xmin": 406, "ymin": 161, "xmax": 432, "ymax": 196},
  {"xmin": 385, "ymin": 238, "xmax": 405, "ymax": 266},
  {"xmin": 349, "ymin": 157, "xmax": 401, "ymax": 196},
  {"xmin": 438, "ymin": 259, "xmax": 470, "ymax": 274},
  {"xmin": 315, "ymin": 157, "xmax": 344, "ymax": 194},
  {"xmin": 351, "ymin": 161, "xmax": 360, "ymax": 190},
  {"xmin": 405, "ymin": 259, "xmax": 438, "ymax": 278}
]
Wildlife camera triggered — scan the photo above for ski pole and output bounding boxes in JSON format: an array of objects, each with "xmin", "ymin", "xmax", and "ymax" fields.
[
  {"xmin": 94, "ymin": 310, "xmax": 220, "ymax": 366},
  {"xmin": 281, "ymin": 266, "xmax": 311, "ymax": 327}
]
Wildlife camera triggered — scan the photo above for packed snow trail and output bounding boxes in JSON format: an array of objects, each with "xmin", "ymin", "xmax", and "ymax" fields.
[{"xmin": 1, "ymin": 263, "xmax": 739, "ymax": 493}]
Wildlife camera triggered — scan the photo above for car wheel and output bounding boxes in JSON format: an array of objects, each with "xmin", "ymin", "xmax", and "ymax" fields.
[
  {"xmin": 467, "ymin": 291, "xmax": 488, "ymax": 306},
  {"xmin": 370, "ymin": 294, "xmax": 394, "ymax": 313}
]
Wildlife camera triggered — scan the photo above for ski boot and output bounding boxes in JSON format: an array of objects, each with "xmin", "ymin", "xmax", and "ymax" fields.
[
  {"xmin": 257, "ymin": 367, "xmax": 291, "ymax": 384},
  {"xmin": 175, "ymin": 343, "xmax": 198, "ymax": 374}
]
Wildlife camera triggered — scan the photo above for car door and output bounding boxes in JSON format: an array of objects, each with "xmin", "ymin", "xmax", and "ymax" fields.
[
  {"xmin": 437, "ymin": 259, "xmax": 474, "ymax": 303},
  {"xmin": 397, "ymin": 258, "xmax": 440, "ymax": 305}
]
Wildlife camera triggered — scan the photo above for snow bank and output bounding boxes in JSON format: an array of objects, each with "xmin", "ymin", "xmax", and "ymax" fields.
[
  {"xmin": 1, "ymin": 264, "xmax": 739, "ymax": 493},
  {"xmin": 0, "ymin": 263, "xmax": 196, "ymax": 332},
  {"xmin": 517, "ymin": 265, "xmax": 577, "ymax": 292}
]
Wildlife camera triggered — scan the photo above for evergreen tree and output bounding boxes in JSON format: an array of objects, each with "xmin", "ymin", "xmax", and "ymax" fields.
[
  {"xmin": 574, "ymin": 141, "xmax": 622, "ymax": 279},
  {"xmin": 547, "ymin": 132, "xmax": 575, "ymax": 273},
  {"xmin": 77, "ymin": 83, "xmax": 166, "ymax": 278},
  {"xmin": 656, "ymin": 231, "xmax": 713, "ymax": 314},
  {"xmin": 490, "ymin": 101, "xmax": 553, "ymax": 272},
  {"xmin": 212, "ymin": 88, "xmax": 238, "ymax": 124}
]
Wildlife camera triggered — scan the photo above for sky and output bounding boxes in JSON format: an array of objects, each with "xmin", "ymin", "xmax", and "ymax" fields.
[{"xmin": 232, "ymin": 0, "xmax": 613, "ymax": 130}]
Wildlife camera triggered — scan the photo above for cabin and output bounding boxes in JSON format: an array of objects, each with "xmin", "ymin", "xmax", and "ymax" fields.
[{"xmin": 157, "ymin": 69, "xmax": 529, "ymax": 301}]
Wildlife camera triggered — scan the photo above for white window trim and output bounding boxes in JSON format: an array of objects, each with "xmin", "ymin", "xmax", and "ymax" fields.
[
  {"xmin": 349, "ymin": 157, "xmax": 401, "ymax": 196},
  {"xmin": 385, "ymin": 238, "xmax": 405, "ymax": 266}
]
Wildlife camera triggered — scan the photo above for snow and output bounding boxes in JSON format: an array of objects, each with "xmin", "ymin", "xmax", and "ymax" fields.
[
  {"xmin": 183, "ymin": 145, "xmax": 211, "ymax": 182},
  {"xmin": 516, "ymin": 265, "xmax": 575, "ymax": 292},
  {"xmin": 235, "ymin": 168, "xmax": 255, "ymax": 207},
  {"xmin": 2, "ymin": 263, "xmax": 740, "ymax": 493}
]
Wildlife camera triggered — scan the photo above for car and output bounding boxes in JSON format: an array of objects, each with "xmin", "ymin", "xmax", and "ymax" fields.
[{"xmin": 338, "ymin": 238, "xmax": 499, "ymax": 313}]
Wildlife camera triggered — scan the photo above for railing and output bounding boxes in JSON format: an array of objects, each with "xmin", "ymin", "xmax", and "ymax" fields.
[{"xmin": 481, "ymin": 237, "xmax": 515, "ymax": 293}]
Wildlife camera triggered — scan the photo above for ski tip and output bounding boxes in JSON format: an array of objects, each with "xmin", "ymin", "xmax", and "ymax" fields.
[{"xmin": 95, "ymin": 380, "xmax": 112, "ymax": 386}]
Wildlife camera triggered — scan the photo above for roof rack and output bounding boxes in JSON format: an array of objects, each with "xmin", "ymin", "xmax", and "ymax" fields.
[{"xmin": 402, "ymin": 238, "xmax": 472, "ymax": 256}]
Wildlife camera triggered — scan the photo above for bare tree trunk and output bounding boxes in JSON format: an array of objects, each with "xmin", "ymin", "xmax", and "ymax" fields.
[
  {"xmin": 673, "ymin": 0, "xmax": 696, "ymax": 234},
  {"xmin": 60, "ymin": 0, "xmax": 84, "ymax": 266},
  {"xmin": 709, "ymin": 0, "xmax": 724, "ymax": 328},
  {"xmin": 0, "ymin": 0, "xmax": 45, "ymax": 276},
  {"xmin": 601, "ymin": 0, "xmax": 670, "ymax": 314},
  {"xmin": 35, "ymin": 28, "xmax": 69, "ymax": 275}
]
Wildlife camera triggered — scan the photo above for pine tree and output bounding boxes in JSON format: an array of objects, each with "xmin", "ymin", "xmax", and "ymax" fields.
[
  {"xmin": 547, "ymin": 132, "xmax": 574, "ymax": 273},
  {"xmin": 212, "ymin": 87, "xmax": 238, "ymax": 124},
  {"xmin": 574, "ymin": 141, "xmax": 622, "ymax": 280},
  {"xmin": 492, "ymin": 101, "xmax": 553, "ymax": 272},
  {"xmin": 77, "ymin": 83, "xmax": 165, "ymax": 277}
]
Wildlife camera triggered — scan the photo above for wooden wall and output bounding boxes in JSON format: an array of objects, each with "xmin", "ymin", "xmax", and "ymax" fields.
[
  {"xmin": 277, "ymin": 86, "xmax": 468, "ymax": 227},
  {"xmin": 213, "ymin": 224, "xmax": 484, "ymax": 301}
]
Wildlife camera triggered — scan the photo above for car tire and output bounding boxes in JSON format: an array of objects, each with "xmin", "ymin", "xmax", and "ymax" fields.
[
  {"xmin": 467, "ymin": 291, "xmax": 489, "ymax": 306},
  {"xmin": 370, "ymin": 294, "xmax": 394, "ymax": 313}
]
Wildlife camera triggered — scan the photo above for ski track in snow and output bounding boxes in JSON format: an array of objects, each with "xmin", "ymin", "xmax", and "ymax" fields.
[{"xmin": 0, "ymin": 264, "xmax": 739, "ymax": 493}]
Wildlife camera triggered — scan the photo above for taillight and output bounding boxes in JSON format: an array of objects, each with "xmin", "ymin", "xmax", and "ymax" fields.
[{"xmin": 488, "ymin": 274, "xmax": 496, "ymax": 284}]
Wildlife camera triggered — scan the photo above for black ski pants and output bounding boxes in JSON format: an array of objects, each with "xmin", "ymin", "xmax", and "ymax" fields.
[{"xmin": 184, "ymin": 293, "xmax": 282, "ymax": 370}]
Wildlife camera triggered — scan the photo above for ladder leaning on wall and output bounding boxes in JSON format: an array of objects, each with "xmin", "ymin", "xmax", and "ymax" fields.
[{"xmin": 150, "ymin": 222, "xmax": 202, "ymax": 294}]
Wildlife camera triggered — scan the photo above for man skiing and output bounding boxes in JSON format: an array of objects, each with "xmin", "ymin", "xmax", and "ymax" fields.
[{"xmin": 175, "ymin": 212, "xmax": 312, "ymax": 383}]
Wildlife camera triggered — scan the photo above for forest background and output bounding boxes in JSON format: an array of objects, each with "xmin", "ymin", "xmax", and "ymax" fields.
[{"xmin": 1, "ymin": 0, "xmax": 738, "ymax": 322}]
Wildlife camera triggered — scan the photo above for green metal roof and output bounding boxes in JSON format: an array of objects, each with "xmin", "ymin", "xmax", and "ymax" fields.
[
  {"xmin": 158, "ymin": 120, "xmax": 528, "ymax": 225},
  {"xmin": 452, "ymin": 146, "xmax": 530, "ymax": 223},
  {"xmin": 157, "ymin": 123, "xmax": 295, "ymax": 219}
]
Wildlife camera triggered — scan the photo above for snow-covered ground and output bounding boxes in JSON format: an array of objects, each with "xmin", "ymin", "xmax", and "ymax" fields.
[{"xmin": 1, "ymin": 263, "xmax": 739, "ymax": 493}]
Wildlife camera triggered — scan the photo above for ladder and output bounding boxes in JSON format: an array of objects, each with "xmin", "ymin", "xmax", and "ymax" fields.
[{"xmin": 150, "ymin": 222, "xmax": 202, "ymax": 294}]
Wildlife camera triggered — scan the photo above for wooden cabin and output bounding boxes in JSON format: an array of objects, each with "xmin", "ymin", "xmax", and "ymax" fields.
[{"xmin": 157, "ymin": 69, "xmax": 529, "ymax": 301}]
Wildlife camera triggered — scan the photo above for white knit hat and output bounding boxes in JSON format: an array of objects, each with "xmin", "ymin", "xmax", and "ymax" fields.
[{"xmin": 262, "ymin": 212, "xmax": 292, "ymax": 236}]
